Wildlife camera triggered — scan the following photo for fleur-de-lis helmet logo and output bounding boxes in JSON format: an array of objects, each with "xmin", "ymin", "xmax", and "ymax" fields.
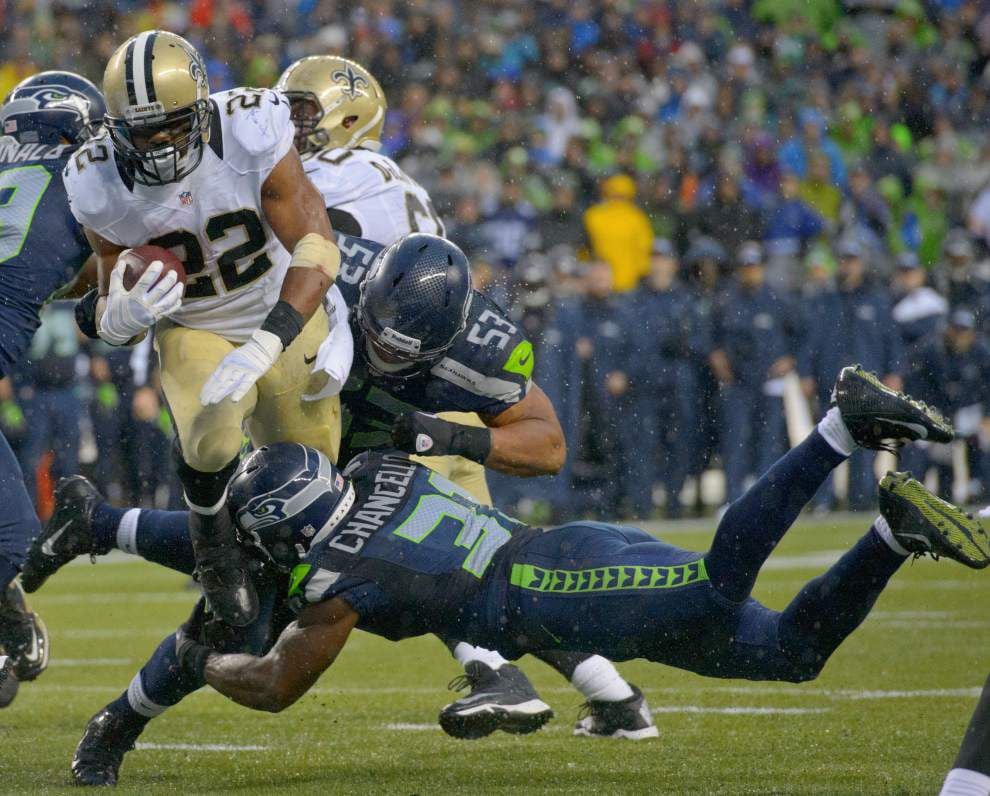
[{"xmin": 331, "ymin": 65, "xmax": 369, "ymax": 99}]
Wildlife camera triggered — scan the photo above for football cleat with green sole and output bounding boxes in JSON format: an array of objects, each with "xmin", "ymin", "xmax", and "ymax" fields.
[{"xmin": 879, "ymin": 472, "xmax": 990, "ymax": 569}]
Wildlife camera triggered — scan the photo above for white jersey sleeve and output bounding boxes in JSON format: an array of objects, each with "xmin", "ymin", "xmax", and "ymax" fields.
[
  {"xmin": 63, "ymin": 136, "xmax": 129, "ymax": 240},
  {"xmin": 302, "ymin": 148, "xmax": 445, "ymax": 246},
  {"xmin": 213, "ymin": 88, "xmax": 295, "ymax": 181}
]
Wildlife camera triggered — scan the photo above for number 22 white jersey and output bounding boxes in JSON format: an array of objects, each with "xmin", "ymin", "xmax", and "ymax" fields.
[
  {"xmin": 301, "ymin": 147, "xmax": 444, "ymax": 247},
  {"xmin": 64, "ymin": 88, "xmax": 301, "ymax": 343}
]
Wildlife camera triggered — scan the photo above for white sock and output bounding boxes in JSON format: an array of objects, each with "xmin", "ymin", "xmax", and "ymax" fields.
[
  {"xmin": 817, "ymin": 406, "xmax": 856, "ymax": 457},
  {"xmin": 873, "ymin": 515, "xmax": 909, "ymax": 557},
  {"xmin": 116, "ymin": 509, "xmax": 141, "ymax": 556},
  {"xmin": 571, "ymin": 656, "xmax": 634, "ymax": 702},
  {"xmin": 451, "ymin": 642, "xmax": 509, "ymax": 671},
  {"xmin": 939, "ymin": 768, "xmax": 990, "ymax": 796},
  {"xmin": 126, "ymin": 672, "xmax": 168, "ymax": 717}
]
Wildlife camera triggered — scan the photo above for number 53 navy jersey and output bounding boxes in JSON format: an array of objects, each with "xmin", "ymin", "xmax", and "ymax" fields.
[{"xmin": 0, "ymin": 140, "xmax": 91, "ymax": 377}]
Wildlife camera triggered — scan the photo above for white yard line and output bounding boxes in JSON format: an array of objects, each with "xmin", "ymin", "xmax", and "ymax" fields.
[
  {"xmin": 49, "ymin": 657, "xmax": 133, "ymax": 667},
  {"xmin": 652, "ymin": 706, "xmax": 829, "ymax": 715},
  {"xmin": 135, "ymin": 743, "xmax": 268, "ymax": 752}
]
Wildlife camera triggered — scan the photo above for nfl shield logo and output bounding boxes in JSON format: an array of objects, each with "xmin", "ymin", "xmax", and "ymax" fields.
[{"xmin": 179, "ymin": 191, "xmax": 193, "ymax": 206}]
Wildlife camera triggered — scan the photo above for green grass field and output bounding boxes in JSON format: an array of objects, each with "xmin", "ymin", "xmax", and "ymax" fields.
[{"xmin": 1, "ymin": 516, "xmax": 987, "ymax": 794}]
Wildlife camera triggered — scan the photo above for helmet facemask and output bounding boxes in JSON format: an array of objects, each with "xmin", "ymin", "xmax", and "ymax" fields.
[{"xmin": 106, "ymin": 99, "xmax": 210, "ymax": 186}]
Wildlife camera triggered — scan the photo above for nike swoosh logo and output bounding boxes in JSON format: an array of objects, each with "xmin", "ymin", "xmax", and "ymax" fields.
[
  {"xmin": 541, "ymin": 625, "xmax": 562, "ymax": 645},
  {"xmin": 897, "ymin": 532, "xmax": 932, "ymax": 549},
  {"xmin": 23, "ymin": 628, "xmax": 39, "ymax": 663},
  {"xmin": 41, "ymin": 521, "xmax": 72, "ymax": 557},
  {"xmin": 304, "ymin": 353, "xmax": 317, "ymax": 365},
  {"xmin": 878, "ymin": 418, "xmax": 928, "ymax": 439},
  {"xmin": 519, "ymin": 353, "xmax": 531, "ymax": 366}
]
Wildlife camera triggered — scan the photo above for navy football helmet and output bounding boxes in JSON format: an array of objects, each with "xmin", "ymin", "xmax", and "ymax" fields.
[
  {"xmin": 355, "ymin": 233, "xmax": 473, "ymax": 377},
  {"xmin": 227, "ymin": 443, "xmax": 355, "ymax": 571},
  {"xmin": 1, "ymin": 71, "xmax": 106, "ymax": 146}
]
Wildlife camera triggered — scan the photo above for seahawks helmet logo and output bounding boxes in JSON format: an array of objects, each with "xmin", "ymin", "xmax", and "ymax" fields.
[
  {"xmin": 331, "ymin": 65, "xmax": 368, "ymax": 100},
  {"xmin": 17, "ymin": 86, "xmax": 92, "ymax": 119},
  {"xmin": 237, "ymin": 496, "xmax": 288, "ymax": 531}
]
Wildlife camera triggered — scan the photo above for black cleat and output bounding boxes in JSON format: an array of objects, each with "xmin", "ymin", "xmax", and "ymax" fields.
[
  {"xmin": 22, "ymin": 476, "xmax": 106, "ymax": 593},
  {"xmin": 0, "ymin": 581, "xmax": 49, "ymax": 681},
  {"xmin": 833, "ymin": 365, "xmax": 954, "ymax": 450},
  {"xmin": 190, "ymin": 512, "xmax": 259, "ymax": 628},
  {"xmin": 879, "ymin": 472, "xmax": 990, "ymax": 569},
  {"xmin": 573, "ymin": 685, "xmax": 659, "ymax": 740},
  {"xmin": 439, "ymin": 662, "xmax": 554, "ymax": 739},
  {"xmin": 0, "ymin": 653, "xmax": 19, "ymax": 708},
  {"xmin": 71, "ymin": 707, "xmax": 146, "ymax": 787}
]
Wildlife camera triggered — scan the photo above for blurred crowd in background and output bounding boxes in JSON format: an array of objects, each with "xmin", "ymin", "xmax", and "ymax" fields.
[{"xmin": 4, "ymin": 0, "xmax": 990, "ymax": 520}]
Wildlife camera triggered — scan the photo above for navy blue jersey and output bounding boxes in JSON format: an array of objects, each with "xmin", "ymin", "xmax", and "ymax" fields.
[
  {"xmin": 334, "ymin": 234, "xmax": 535, "ymax": 464},
  {"xmin": 289, "ymin": 451, "xmax": 538, "ymax": 642},
  {"xmin": 0, "ymin": 140, "xmax": 91, "ymax": 377}
]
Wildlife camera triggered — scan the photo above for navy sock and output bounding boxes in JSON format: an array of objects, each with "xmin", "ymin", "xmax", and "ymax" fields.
[
  {"xmin": 0, "ymin": 556, "xmax": 17, "ymax": 592},
  {"xmin": 90, "ymin": 502, "xmax": 127, "ymax": 552},
  {"xmin": 778, "ymin": 527, "xmax": 904, "ymax": 671},
  {"xmin": 108, "ymin": 632, "xmax": 202, "ymax": 726},
  {"xmin": 705, "ymin": 430, "xmax": 846, "ymax": 602},
  {"xmin": 132, "ymin": 510, "xmax": 195, "ymax": 576}
]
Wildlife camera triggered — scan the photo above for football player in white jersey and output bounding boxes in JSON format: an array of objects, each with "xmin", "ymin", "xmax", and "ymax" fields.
[{"xmin": 63, "ymin": 30, "xmax": 346, "ymax": 628}]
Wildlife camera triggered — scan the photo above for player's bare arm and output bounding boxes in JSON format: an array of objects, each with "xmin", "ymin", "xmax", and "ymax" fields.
[
  {"xmin": 189, "ymin": 598, "xmax": 358, "ymax": 713},
  {"xmin": 481, "ymin": 384, "xmax": 566, "ymax": 476},
  {"xmin": 198, "ymin": 145, "xmax": 342, "ymax": 406},
  {"xmin": 260, "ymin": 146, "xmax": 339, "ymax": 321}
]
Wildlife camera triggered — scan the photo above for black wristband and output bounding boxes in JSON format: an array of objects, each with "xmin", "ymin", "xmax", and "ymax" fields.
[
  {"xmin": 75, "ymin": 289, "xmax": 100, "ymax": 339},
  {"xmin": 450, "ymin": 423, "xmax": 493, "ymax": 465},
  {"xmin": 260, "ymin": 300, "xmax": 305, "ymax": 350},
  {"xmin": 185, "ymin": 643, "xmax": 213, "ymax": 689}
]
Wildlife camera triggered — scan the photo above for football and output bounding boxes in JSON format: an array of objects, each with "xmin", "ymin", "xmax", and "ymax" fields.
[{"xmin": 119, "ymin": 245, "xmax": 187, "ymax": 291}]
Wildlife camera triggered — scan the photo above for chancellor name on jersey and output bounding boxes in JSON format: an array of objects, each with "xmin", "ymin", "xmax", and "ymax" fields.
[
  {"xmin": 63, "ymin": 87, "xmax": 297, "ymax": 342},
  {"xmin": 303, "ymin": 146, "xmax": 444, "ymax": 244}
]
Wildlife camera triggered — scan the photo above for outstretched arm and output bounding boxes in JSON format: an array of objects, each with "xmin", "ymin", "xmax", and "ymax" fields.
[{"xmin": 198, "ymin": 598, "xmax": 359, "ymax": 713}]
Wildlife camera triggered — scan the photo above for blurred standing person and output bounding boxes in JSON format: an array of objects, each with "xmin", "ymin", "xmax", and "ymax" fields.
[
  {"xmin": 906, "ymin": 310, "xmax": 990, "ymax": 501},
  {"xmin": 541, "ymin": 262, "xmax": 631, "ymax": 518},
  {"xmin": 692, "ymin": 172, "xmax": 764, "ymax": 257},
  {"xmin": 625, "ymin": 240, "xmax": 706, "ymax": 518},
  {"xmin": 16, "ymin": 305, "xmax": 81, "ymax": 510},
  {"xmin": 537, "ymin": 175, "xmax": 585, "ymax": 251},
  {"xmin": 709, "ymin": 242, "xmax": 794, "ymax": 505},
  {"xmin": 479, "ymin": 181, "xmax": 538, "ymax": 298},
  {"xmin": 763, "ymin": 171, "xmax": 826, "ymax": 293},
  {"xmin": 583, "ymin": 174, "xmax": 653, "ymax": 293},
  {"xmin": 799, "ymin": 237, "xmax": 905, "ymax": 510},
  {"xmin": 934, "ymin": 229, "xmax": 990, "ymax": 327},
  {"xmin": 891, "ymin": 251, "xmax": 948, "ymax": 348}
]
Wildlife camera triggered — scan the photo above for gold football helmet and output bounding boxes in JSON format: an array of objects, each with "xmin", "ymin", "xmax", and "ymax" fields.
[
  {"xmin": 275, "ymin": 56, "xmax": 386, "ymax": 154},
  {"xmin": 102, "ymin": 30, "xmax": 211, "ymax": 186}
]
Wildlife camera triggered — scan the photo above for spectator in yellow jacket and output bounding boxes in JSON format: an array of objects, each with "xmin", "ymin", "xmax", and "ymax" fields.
[{"xmin": 583, "ymin": 174, "xmax": 654, "ymax": 292}]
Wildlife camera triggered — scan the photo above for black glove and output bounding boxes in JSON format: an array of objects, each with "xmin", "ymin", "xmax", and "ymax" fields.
[
  {"xmin": 173, "ymin": 600, "xmax": 217, "ymax": 688},
  {"xmin": 391, "ymin": 411, "xmax": 492, "ymax": 464}
]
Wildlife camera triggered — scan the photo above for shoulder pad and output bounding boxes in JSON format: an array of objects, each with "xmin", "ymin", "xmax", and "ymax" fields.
[
  {"xmin": 212, "ymin": 88, "xmax": 294, "ymax": 173},
  {"xmin": 62, "ymin": 137, "xmax": 126, "ymax": 232},
  {"xmin": 303, "ymin": 148, "xmax": 383, "ymax": 208},
  {"xmin": 434, "ymin": 292, "xmax": 533, "ymax": 410}
]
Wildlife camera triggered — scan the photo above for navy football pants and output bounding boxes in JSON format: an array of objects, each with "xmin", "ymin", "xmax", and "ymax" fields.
[{"xmin": 502, "ymin": 430, "xmax": 905, "ymax": 681}]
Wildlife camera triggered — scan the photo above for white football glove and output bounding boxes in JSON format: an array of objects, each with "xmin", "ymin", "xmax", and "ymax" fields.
[
  {"xmin": 199, "ymin": 329, "xmax": 283, "ymax": 406},
  {"xmin": 99, "ymin": 259, "xmax": 184, "ymax": 345}
]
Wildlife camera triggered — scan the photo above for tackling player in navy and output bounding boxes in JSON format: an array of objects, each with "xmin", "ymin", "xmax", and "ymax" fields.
[
  {"xmin": 0, "ymin": 71, "xmax": 106, "ymax": 705},
  {"xmin": 151, "ymin": 369, "xmax": 985, "ymax": 756}
]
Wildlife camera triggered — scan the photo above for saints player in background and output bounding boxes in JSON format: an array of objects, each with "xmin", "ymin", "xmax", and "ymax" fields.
[
  {"xmin": 63, "ymin": 30, "xmax": 347, "ymax": 629},
  {"xmin": 0, "ymin": 71, "xmax": 107, "ymax": 706}
]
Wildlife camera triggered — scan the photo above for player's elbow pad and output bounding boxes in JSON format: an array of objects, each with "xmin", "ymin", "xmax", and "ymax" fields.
[
  {"xmin": 75, "ymin": 289, "xmax": 101, "ymax": 340},
  {"xmin": 289, "ymin": 233, "xmax": 340, "ymax": 282}
]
